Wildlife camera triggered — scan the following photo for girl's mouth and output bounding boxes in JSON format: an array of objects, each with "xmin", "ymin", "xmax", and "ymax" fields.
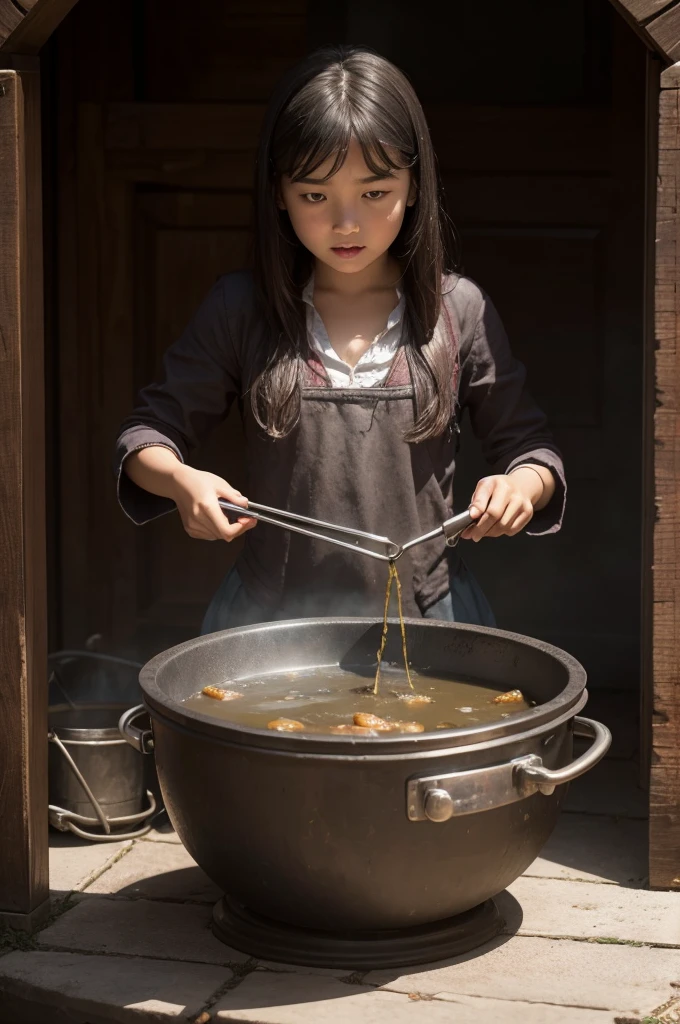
[{"xmin": 330, "ymin": 246, "xmax": 365, "ymax": 259}]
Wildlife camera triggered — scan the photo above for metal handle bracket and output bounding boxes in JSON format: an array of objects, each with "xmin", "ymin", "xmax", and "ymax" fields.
[{"xmin": 407, "ymin": 716, "xmax": 611, "ymax": 822}]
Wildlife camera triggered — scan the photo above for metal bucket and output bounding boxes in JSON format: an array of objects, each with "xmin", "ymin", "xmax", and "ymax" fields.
[{"xmin": 48, "ymin": 650, "xmax": 157, "ymax": 841}]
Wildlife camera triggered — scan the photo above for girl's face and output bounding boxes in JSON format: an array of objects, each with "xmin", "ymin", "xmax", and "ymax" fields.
[{"xmin": 279, "ymin": 138, "xmax": 415, "ymax": 276}]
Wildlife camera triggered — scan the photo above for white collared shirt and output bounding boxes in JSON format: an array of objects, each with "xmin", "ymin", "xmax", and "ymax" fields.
[{"xmin": 302, "ymin": 277, "xmax": 404, "ymax": 387}]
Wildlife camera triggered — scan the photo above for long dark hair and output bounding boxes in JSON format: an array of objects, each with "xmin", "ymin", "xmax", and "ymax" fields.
[{"xmin": 251, "ymin": 45, "xmax": 459, "ymax": 442}]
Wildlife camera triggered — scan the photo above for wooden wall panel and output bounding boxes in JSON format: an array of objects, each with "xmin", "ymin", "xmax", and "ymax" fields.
[
  {"xmin": 142, "ymin": 0, "xmax": 307, "ymax": 102},
  {"xmin": 0, "ymin": 67, "xmax": 49, "ymax": 927},
  {"xmin": 649, "ymin": 67, "xmax": 680, "ymax": 888}
]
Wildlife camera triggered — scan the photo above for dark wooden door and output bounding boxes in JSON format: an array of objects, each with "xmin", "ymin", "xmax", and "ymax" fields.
[
  {"xmin": 62, "ymin": 105, "xmax": 263, "ymax": 653},
  {"xmin": 133, "ymin": 189, "xmax": 252, "ymax": 638},
  {"xmin": 53, "ymin": 3, "xmax": 305, "ymax": 656}
]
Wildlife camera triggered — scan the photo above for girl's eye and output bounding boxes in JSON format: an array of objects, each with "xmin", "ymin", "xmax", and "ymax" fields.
[
  {"xmin": 364, "ymin": 190, "xmax": 387, "ymax": 200},
  {"xmin": 301, "ymin": 193, "xmax": 326, "ymax": 203}
]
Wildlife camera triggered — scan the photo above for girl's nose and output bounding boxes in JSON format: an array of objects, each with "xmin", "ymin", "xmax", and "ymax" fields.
[{"xmin": 332, "ymin": 209, "xmax": 360, "ymax": 235}]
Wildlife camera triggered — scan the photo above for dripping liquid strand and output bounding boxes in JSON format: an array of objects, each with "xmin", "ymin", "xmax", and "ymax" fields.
[{"xmin": 374, "ymin": 560, "xmax": 414, "ymax": 695}]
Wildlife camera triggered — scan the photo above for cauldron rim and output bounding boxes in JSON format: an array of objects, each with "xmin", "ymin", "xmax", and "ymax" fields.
[{"xmin": 139, "ymin": 617, "xmax": 587, "ymax": 756}]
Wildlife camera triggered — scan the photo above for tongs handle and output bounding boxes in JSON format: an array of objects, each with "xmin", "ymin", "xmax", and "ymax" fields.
[
  {"xmin": 218, "ymin": 499, "xmax": 400, "ymax": 562},
  {"xmin": 442, "ymin": 509, "xmax": 476, "ymax": 546},
  {"xmin": 399, "ymin": 508, "xmax": 476, "ymax": 557},
  {"xmin": 218, "ymin": 501, "xmax": 476, "ymax": 563}
]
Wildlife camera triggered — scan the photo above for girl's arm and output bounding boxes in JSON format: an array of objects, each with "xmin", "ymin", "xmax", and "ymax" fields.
[
  {"xmin": 124, "ymin": 445, "xmax": 255, "ymax": 543},
  {"xmin": 453, "ymin": 285, "xmax": 566, "ymax": 542},
  {"xmin": 115, "ymin": 274, "xmax": 255, "ymax": 543}
]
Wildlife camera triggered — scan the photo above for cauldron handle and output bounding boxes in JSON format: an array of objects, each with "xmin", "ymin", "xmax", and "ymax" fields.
[
  {"xmin": 516, "ymin": 716, "xmax": 611, "ymax": 796},
  {"xmin": 407, "ymin": 716, "xmax": 611, "ymax": 822},
  {"xmin": 119, "ymin": 705, "xmax": 154, "ymax": 754}
]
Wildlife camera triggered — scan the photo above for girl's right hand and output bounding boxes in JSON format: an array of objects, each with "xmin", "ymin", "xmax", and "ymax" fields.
[{"xmin": 169, "ymin": 464, "xmax": 257, "ymax": 543}]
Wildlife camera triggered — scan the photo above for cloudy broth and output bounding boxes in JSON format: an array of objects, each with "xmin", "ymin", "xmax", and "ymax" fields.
[{"xmin": 182, "ymin": 665, "xmax": 532, "ymax": 735}]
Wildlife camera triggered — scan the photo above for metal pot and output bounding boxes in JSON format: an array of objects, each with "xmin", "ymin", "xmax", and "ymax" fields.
[{"xmin": 121, "ymin": 619, "xmax": 609, "ymax": 934}]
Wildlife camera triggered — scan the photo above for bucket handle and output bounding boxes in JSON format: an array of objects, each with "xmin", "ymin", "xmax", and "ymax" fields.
[
  {"xmin": 48, "ymin": 729, "xmax": 112, "ymax": 834},
  {"xmin": 49, "ymin": 791, "xmax": 157, "ymax": 842},
  {"xmin": 119, "ymin": 705, "xmax": 154, "ymax": 754},
  {"xmin": 408, "ymin": 716, "xmax": 611, "ymax": 822}
]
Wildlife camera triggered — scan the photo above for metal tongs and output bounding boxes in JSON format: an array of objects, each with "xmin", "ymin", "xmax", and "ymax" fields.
[{"xmin": 219, "ymin": 499, "xmax": 475, "ymax": 564}]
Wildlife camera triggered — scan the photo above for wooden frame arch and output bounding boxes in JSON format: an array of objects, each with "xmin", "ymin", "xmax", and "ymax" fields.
[
  {"xmin": 1, "ymin": 0, "xmax": 680, "ymax": 929},
  {"xmin": 0, "ymin": 0, "xmax": 678, "ymax": 62}
]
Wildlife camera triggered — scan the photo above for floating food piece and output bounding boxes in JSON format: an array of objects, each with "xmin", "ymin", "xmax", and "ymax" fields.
[
  {"xmin": 436, "ymin": 721, "xmax": 456, "ymax": 729},
  {"xmin": 353, "ymin": 712, "xmax": 392, "ymax": 730},
  {"xmin": 202, "ymin": 686, "xmax": 243, "ymax": 701},
  {"xmin": 329, "ymin": 724, "xmax": 379, "ymax": 736},
  {"xmin": 267, "ymin": 718, "xmax": 305, "ymax": 732},
  {"xmin": 394, "ymin": 721, "xmax": 425, "ymax": 733},
  {"xmin": 458, "ymin": 706, "xmax": 474, "ymax": 713},
  {"xmin": 398, "ymin": 693, "xmax": 434, "ymax": 705},
  {"xmin": 492, "ymin": 689, "xmax": 525, "ymax": 704}
]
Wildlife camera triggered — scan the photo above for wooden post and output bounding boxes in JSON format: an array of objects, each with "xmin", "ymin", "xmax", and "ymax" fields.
[
  {"xmin": 0, "ymin": 65, "xmax": 50, "ymax": 929},
  {"xmin": 650, "ymin": 61, "xmax": 680, "ymax": 890}
]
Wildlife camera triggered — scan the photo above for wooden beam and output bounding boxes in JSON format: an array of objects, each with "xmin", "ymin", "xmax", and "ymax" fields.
[
  {"xmin": 640, "ymin": 53, "xmax": 662, "ymax": 795},
  {"xmin": 0, "ymin": 67, "xmax": 49, "ymax": 928},
  {"xmin": 608, "ymin": 0, "xmax": 680, "ymax": 63},
  {"xmin": 0, "ymin": 2, "xmax": 23, "ymax": 47},
  {"xmin": 647, "ymin": 2, "xmax": 680, "ymax": 61},
  {"xmin": 0, "ymin": 0, "xmax": 79, "ymax": 55},
  {"xmin": 614, "ymin": 0, "xmax": 677, "ymax": 22},
  {"xmin": 649, "ymin": 69, "xmax": 680, "ymax": 889}
]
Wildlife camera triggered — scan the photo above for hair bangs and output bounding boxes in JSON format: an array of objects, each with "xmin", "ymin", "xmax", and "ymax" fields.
[
  {"xmin": 280, "ymin": 104, "xmax": 353, "ymax": 182},
  {"xmin": 275, "ymin": 72, "xmax": 416, "ymax": 184}
]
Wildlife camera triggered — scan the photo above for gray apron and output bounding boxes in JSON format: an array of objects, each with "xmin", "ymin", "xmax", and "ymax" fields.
[{"xmin": 203, "ymin": 381, "xmax": 495, "ymax": 633}]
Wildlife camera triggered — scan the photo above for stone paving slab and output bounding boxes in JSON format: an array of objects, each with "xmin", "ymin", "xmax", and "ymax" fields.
[
  {"xmin": 564, "ymin": 758, "xmax": 647, "ymax": 818},
  {"xmin": 212, "ymin": 971, "xmax": 618, "ymax": 1023},
  {"xmin": 507, "ymin": 875, "xmax": 680, "ymax": 944},
  {"xmin": 525, "ymin": 813, "xmax": 647, "ymax": 886},
  {"xmin": 365, "ymin": 933, "xmax": 680, "ymax": 1014},
  {"xmin": 0, "ymin": 951, "xmax": 229, "ymax": 1023},
  {"xmin": 427, "ymin": 992, "xmax": 620, "ymax": 1023},
  {"xmin": 49, "ymin": 834, "xmax": 133, "ymax": 894},
  {"xmin": 37, "ymin": 896, "xmax": 249, "ymax": 965},
  {"xmin": 84, "ymin": 839, "xmax": 222, "ymax": 903}
]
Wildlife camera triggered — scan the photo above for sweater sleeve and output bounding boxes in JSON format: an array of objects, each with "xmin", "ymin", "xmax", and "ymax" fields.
[
  {"xmin": 458, "ymin": 290, "xmax": 566, "ymax": 536},
  {"xmin": 114, "ymin": 276, "xmax": 243, "ymax": 525}
]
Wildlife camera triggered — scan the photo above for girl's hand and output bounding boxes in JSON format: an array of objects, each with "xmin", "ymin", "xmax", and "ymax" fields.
[
  {"xmin": 461, "ymin": 468, "xmax": 545, "ymax": 542},
  {"xmin": 169, "ymin": 464, "xmax": 257, "ymax": 543}
]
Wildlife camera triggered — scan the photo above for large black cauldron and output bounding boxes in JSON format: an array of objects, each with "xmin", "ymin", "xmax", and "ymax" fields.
[{"xmin": 121, "ymin": 619, "xmax": 610, "ymax": 967}]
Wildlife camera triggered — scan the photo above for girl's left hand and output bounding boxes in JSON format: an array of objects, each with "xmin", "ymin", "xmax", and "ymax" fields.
[{"xmin": 461, "ymin": 471, "xmax": 541, "ymax": 542}]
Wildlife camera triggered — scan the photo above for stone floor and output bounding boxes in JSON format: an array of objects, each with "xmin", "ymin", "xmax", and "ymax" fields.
[{"xmin": 1, "ymin": 697, "xmax": 679, "ymax": 1024}]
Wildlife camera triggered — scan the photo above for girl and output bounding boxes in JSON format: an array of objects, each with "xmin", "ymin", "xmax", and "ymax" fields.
[{"xmin": 115, "ymin": 46, "xmax": 565, "ymax": 633}]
